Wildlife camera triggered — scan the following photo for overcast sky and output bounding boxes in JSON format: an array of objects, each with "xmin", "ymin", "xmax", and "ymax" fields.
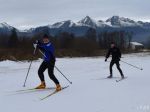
[{"xmin": 0, "ymin": 0, "xmax": 150, "ymax": 29}]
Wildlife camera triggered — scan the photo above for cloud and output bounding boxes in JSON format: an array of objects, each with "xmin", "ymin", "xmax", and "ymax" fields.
[{"xmin": 0, "ymin": 0, "xmax": 150, "ymax": 29}]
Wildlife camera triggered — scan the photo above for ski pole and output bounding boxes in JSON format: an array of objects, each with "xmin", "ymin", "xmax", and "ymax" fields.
[
  {"xmin": 39, "ymin": 49, "xmax": 72, "ymax": 84},
  {"xmin": 120, "ymin": 60, "xmax": 143, "ymax": 70},
  {"xmin": 54, "ymin": 66, "xmax": 72, "ymax": 84},
  {"xmin": 23, "ymin": 44, "xmax": 37, "ymax": 87},
  {"xmin": 23, "ymin": 60, "xmax": 33, "ymax": 87}
]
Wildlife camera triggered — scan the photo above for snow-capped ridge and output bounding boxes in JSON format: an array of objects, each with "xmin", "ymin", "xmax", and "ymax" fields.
[
  {"xmin": 50, "ymin": 20, "xmax": 76, "ymax": 28},
  {"xmin": 0, "ymin": 22, "xmax": 14, "ymax": 30},
  {"xmin": 97, "ymin": 20, "xmax": 111, "ymax": 27},
  {"xmin": 106, "ymin": 16, "xmax": 142, "ymax": 27},
  {"xmin": 137, "ymin": 21, "xmax": 150, "ymax": 27}
]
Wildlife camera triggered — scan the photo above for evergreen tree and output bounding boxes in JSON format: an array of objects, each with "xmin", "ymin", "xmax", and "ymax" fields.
[
  {"xmin": 8, "ymin": 28, "xmax": 18, "ymax": 48},
  {"xmin": 86, "ymin": 28, "xmax": 97, "ymax": 41}
]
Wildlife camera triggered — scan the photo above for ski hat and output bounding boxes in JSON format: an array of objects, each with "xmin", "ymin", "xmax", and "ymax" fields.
[{"xmin": 43, "ymin": 34, "xmax": 49, "ymax": 39}]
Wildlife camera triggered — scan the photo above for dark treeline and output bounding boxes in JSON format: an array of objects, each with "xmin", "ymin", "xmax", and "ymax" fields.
[{"xmin": 0, "ymin": 28, "xmax": 133, "ymax": 61}]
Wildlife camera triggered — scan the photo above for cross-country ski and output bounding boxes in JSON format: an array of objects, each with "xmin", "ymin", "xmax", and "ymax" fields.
[
  {"xmin": 40, "ymin": 86, "xmax": 69, "ymax": 100},
  {"xmin": 13, "ymin": 87, "xmax": 56, "ymax": 93}
]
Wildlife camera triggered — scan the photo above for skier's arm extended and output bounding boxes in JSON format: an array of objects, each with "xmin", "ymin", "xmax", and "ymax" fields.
[{"xmin": 105, "ymin": 49, "xmax": 111, "ymax": 62}]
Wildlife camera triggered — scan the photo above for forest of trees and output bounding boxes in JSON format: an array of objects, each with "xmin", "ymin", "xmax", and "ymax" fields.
[{"xmin": 0, "ymin": 28, "xmax": 136, "ymax": 61}]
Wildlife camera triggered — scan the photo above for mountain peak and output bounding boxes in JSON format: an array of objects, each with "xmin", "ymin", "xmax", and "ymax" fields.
[
  {"xmin": 106, "ymin": 15, "xmax": 121, "ymax": 24},
  {"xmin": 0, "ymin": 22, "xmax": 10, "ymax": 27},
  {"xmin": 78, "ymin": 16, "xmax": 97, "ymax": 28},
  {"xmin": 0, "ymin": 22, "xmax": 14, "ymax": 30},
  {"xmin": 109, "ymin": 15, "xmax": 120, "ymax": 20},
  {"xmin": 78, "ymin": 16, "xmax": 93, "ymax": 23},
  {"xmin": 83, "ymin": 16, "xmax": 92, "ymax": 20},
  {"xmin": 106, "ymin": 15, "xmax": 141, "ymax": 27}
]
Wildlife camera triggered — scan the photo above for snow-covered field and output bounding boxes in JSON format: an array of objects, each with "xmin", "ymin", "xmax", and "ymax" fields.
[{"xmin": 0, "ymin": 53, "xmax": 150, "ymax": 112}]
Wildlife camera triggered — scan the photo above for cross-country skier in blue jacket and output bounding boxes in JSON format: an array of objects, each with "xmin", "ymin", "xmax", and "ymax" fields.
[{"xmin": 34, "ymin": 34, "xmax": 61, "ymax": 91}]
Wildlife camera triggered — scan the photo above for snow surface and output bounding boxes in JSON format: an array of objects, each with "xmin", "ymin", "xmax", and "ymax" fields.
[{"xmin": 0, "ymin": 53, "xmax": 150, "ymax": 112}]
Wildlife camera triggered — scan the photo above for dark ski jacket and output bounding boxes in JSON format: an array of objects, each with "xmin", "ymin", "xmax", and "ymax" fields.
[
  {"xmin": 38, "ymin": 42, "xmax": 56, "ymax": 62},
  {"xmin": 106, "ymin": 47, "xmax": 121, "ymax": 61}
]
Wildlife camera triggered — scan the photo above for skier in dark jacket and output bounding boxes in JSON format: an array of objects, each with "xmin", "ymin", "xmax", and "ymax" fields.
[
  {"xmin": 34, "ymin": 34, "xmax": 61, "ymax": 91},
  {"xmin": 105, "ymin": 42, "xmax": 124, "ymax": 78}
]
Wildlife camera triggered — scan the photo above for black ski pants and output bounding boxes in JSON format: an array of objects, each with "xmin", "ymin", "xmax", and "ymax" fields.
[
  {"xmin": 38, "ymin": 61, "xmax": 59, "ymax": 85},
  {"xmin": 109, "ymin": 60, "xmax": 124, "ymax": 76}
]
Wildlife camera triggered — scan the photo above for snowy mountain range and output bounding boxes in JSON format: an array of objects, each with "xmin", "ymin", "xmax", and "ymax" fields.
[
  {"xmin": 46, "ymin": 16, "xmax": 150, "ymax": 28},
  {"xmin": 0, "ymin": 16, "xmax": 150, "ymax": 43}
]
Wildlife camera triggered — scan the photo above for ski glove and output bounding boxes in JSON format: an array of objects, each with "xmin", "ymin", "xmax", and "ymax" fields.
[
  {"xmin": 33, "ymin": 43, "xmax": 37, "ymax": 49},
  {"xmin": 33, "ymin": 40, "xmax": 41, "ymax": 48},
  {"xmin": 105, "ymin": 58, "xmax": 107, "ymax": 62},
  {"xmin": 34, "ymin": 40, "xmax": 41, "ymax": 45}
]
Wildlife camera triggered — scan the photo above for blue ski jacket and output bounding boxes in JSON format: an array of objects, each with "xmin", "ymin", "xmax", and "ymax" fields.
[{"xmin": 38, "ymin": 42, "xmax": 56, "ymax": 62}]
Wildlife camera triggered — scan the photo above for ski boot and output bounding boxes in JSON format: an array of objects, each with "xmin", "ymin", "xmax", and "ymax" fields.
[
  {"xmin": 121, "ymin": 75, "xmax": 125, "ymax": 79},
  {"xmin": 56, "ymin": 84, "xmax": 62, "ymax": 91},
  {"xmin": 107, "ymin": 75, "xmax": 113, "ymax": 78},
  {"xmin": 35, "ymin": 81, "xmax": 46, "ymax": 89}
]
